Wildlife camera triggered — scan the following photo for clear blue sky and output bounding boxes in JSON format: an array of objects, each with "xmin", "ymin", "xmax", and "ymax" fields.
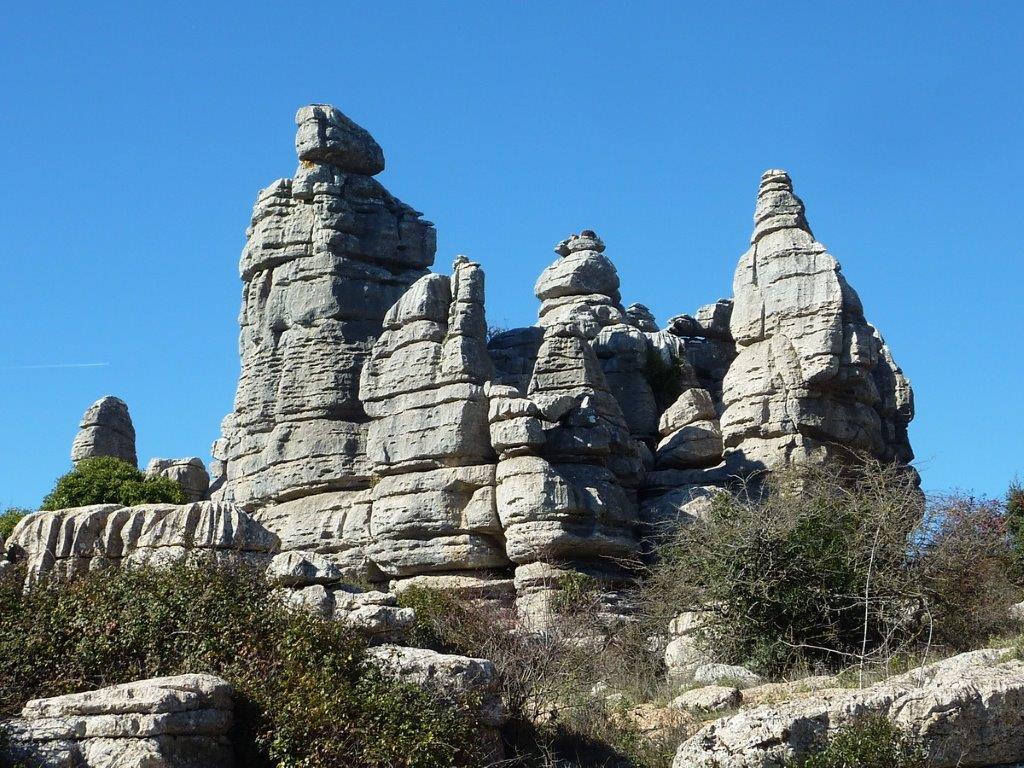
[{"xmin": 1, "ymin": 2, "xmax": 1021, "ymax": 508}]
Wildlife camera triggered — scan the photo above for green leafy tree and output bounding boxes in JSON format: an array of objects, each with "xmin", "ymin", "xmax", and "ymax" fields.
[
  {"xmin": 0, "ymin": 509, "xmax": 29, "ymax": 540},
  {"xmin": 1006, "ymin": 480, "xmax": 1024, "ymax": 579},
  {"xmin": 41, "ymin": 457, "xmax": 185, "ymax": 510}
]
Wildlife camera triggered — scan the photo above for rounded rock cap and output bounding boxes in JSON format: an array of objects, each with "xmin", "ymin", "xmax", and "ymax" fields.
[
  {"xmin": 295, "ymin": 104, "xmax": 385, "ymax": 175},
  {"xmin": 554, "ymin": 229, "xmax": 606, "ymax": 257}
]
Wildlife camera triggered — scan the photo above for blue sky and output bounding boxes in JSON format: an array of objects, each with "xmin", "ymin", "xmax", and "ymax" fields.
[{"xmin": 1, "ymin": 2, "xmax": 1021, "ymax": 508}]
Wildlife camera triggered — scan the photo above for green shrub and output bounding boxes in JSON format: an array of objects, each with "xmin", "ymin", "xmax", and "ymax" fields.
[
  {"xmin": 0, "ymin": 561, "xmax": 482, "ymax": 767},
  {"xmin": 787, "ymin": 713, "xmax": 928, "ymax": 767},
  {"xmin": 41, "ymin": 457, "xmax": 186, "ymax": 510},
  {"xmin": 0, "ymin": 509, "xmax": 28, "ymax": 541}
]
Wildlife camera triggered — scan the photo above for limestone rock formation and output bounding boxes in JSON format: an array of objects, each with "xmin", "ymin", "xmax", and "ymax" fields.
[
  {"xmin": 0, "ymin": 675, "xmax": 234, "ymax": 768},
  {"xmin": 673, "ymin": 649, "xmax": 1024, "ymax": 768},
  {"xmin": 359, "ymin": 258, "xmax": 507, "ymax": 579},
  {"xmin": 720, "ymin": 170, "xmax": 914, "ymax": 471},
  {"xmin": 6, "ymin": 502, "xmax": 279, "ymax": 586},
  {"xmin": 70, "ymin": 396, "xmax": 137, "ymax": 467},
  {"xmin": 212, "ymin": 104, "xmax": 436, "ymax": 533},
  {"xmin": 666, "ymin": 299, "xmax": 736, "ymax": 411},
  {"xmin": 145, "ymin": 458, "xmax": 210, "ymax": 503},
  {"xmin": 535, "ymin": 230, "xmax": 626, "ymax": 339}
]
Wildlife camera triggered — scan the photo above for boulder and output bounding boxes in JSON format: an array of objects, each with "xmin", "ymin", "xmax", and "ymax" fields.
[
  {"xmin": 673, "ymin": 649, "xmax": 1024, "ymax": 768},
  {"xmin": 70, "ymin": 396, "xmax": 137, "ymax": 467},
  {"xmin": 6, "ymin": 502, "xmax": 279, "ymax": 587},
  {"xmin": 0, "ymin": 675, "xmax": 234, "ymax": 768},
  {"xmin": 145, "ymin": 458, "xmax": 210, "ymax": 503},
  {"xmin": 672, "ymin": 685, "xmax": 742, "ymax": 713}
]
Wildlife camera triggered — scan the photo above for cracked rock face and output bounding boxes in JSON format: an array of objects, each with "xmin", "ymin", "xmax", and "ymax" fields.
[
  {"xmin": 720, "ymin": 170, "xmax": 914, "ymax": 471},
  {"xmin": 70, "ymin": 396, "xmax": 137, "ymax": 467},
  {"xmin": 360, "ymin": 258, "xmax": 507, "ymax": 578},
  {"xmin": 0, "ymin": 675, "xmax": 235, "ymax": 768},
  {"xmin": 5, "ymin": 502, "xmax": 279, "ymax": 587},
  {"xmin": 212, "ymin": 105, "xmax": 435, "ymax": 514}
]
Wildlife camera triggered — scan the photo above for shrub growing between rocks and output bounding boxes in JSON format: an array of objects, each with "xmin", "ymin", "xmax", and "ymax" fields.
[
  {"xmin": 0, "ymin": 560, "xmax": 482, "ymax": 768},
  {"xmin": 41, "ymin": 456, "xmax": 185, "ymax": 510},
  {"xmin": 643, "ymin": 461, "xmax": 1017, "ymax": 677},
  {"xmin": 786, "ymin": 713, "xmax": 927, "ymax": 768}
]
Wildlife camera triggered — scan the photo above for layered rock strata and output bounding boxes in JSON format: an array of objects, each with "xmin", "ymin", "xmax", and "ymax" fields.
[
  {"xmin": 212, "ymin": 104, "xmax": 436, "ymax": 530},
  {"xmin": 359, "ymin": 259, "xmax": 508, "ymax": 580},
  {"xmin": 70, "ymin": 396, "xmax": 137, "ymax": 467},
  {"xmin": 673, "ymin": 649, "xmax": 1024, "ymax": 768},
  {"xmin": 5, "ymin": 502, "xmax": 279, "ymax": 586},
  {"xmin": 720, "ymin": 170, "xmax": 914, "ymax": 470},
  {"xmin": 0, "ymin": 675, "xmax": 234, "ymax": 768}
]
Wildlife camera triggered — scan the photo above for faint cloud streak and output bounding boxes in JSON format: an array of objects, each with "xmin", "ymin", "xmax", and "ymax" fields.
[{"xmin": 0, "ymin": 362, "xmax": 110, "ymax": 371}]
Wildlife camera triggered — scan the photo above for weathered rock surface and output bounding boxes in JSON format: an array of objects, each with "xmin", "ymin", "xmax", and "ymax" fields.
[
  {"xmin": 360, "ymin": 258, "xmax": 506, "ymax": 578},
  {"xmin": 6, "ymin": 502, "xmax": 279, "ymax": 586},
  {"xmin": 145, "ymin": 458, "xmax": 210, "ymax": 503},
  {"xmin": 1, "ymin": 675, "xmax": 234, "ymax": 768},
  {"xmin": 672, "ymin": 685, "xmax": 742, "ymax": 713},
  {"xmin": 279, "ymin": 583, "xmax": 415, "ymax": 639},
  {"xmin": 212, "ymin": 104, "xmax": 436, "ymax": 520},
  {"xmin": 673, "ymin": 649, "xmax": 1024, "ymax": 768},
  {"xmin": 70, "ymin": 396, "xmax": 137, "ymax": 467},
  {"xmin": 535, "ymin": 231, "xmax": 626, "ymax": 339},
  {"xmin": 720, "ymin": 170, "xmax": 914, "ymax": 472}
]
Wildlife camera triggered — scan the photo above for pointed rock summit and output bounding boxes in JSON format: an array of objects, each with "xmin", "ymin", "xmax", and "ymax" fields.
[
  {"xmin": 70, "ymin": 396, "xmax": 137, "ymax": 467},
  {"xmin": 721, "ymin": 169, "xmax": 914, "ymax": 469}
]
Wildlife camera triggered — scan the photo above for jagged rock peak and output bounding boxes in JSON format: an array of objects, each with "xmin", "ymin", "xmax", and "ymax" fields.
[
  {"xmin": 554, "ymin": 229, "xmax": 605, "ymax": 256},
  {"xmin": 294, "ymin": 103, "xmax": 385, "ymax": 176},
  {"xmin": 70, "ymin": 396, "xmax": 137, "ymax": 467},
  {"xmin": 752, "ymin": 168, "xmax": 813, "ymax": 244}
]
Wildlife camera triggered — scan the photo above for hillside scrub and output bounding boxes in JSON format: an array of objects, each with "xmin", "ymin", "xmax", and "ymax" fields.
[
  {"xmin": 41, "ymin": 456, "xmax": 186, "ymax": 510},
  {"xmin": 640, "ymin": 461, "xmax": 1018, "ymax": 677},
  {"xmin": 0, "ymin": 560, "xmax": 483, "ymax": 768}
]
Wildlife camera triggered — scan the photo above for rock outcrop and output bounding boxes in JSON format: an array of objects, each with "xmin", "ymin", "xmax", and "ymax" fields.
[
  {"xmin": 211, "ymin": 105, "xmax": 436, "ymax": 541},
  {"xmin": 5, "ymin": 502, "xmax": 279, "ymax": 586},
  {"xmin": 145, "ymin": 458, "xmax": 210, "ymax": 503},
  {"xmin": 203, "ymin": 105, "xmax": 917, "ymax": 627},
  {"xmin": 359, "ymin": 258, "xmax": 507, "ymax": 580},
  {"xmin": 70, "ymin": 396, "xmax": 137, "ymax": 467},
  {"xmin": 0, "ymin": 675, "xmax": 234, "ymax": 768},
  {"xmin": 673, "ymin": 649, "xmax": 1024, "ymax": 768},
  {"xmin": 720, "ymin": 170, "xmax": 914, "ymax": 471}
]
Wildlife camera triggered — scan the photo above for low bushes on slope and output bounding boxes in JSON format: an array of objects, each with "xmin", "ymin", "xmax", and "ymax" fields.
[
  {"xmin": 399, "ymin": 585, "xmax": 683, "ymax": 768},
  {"xmin": 0, "ymin": 560, "xmax": 482, "ymax": 768},
  {"xmin": 41, "ymin": 456, "xmax": 185, "ymax": 510},
  {"xmin": 642, "ymin": 461, "xmax": 1018, "ymax": 677}
]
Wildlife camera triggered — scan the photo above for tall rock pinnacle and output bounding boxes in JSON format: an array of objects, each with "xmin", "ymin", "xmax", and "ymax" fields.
[
  {"xmin": 70, "ymin": 396, "xmax": 137, "ymax": 467},
  {"xmin": 212, "ymin": 105, "xmax": 436, "ymax": 522},
  {"xmin": 720, "ymin": 170, "xmax": 914, "ymax": 469}
]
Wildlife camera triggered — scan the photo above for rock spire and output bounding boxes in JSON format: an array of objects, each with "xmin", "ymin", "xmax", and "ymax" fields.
[
  {"xmin": 720, "ymin": 169, "xmax": 914, "ymax": 469},
  {"xmin": 70, "ymin": 396, "xmax": 137, "ymax": 467}
]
